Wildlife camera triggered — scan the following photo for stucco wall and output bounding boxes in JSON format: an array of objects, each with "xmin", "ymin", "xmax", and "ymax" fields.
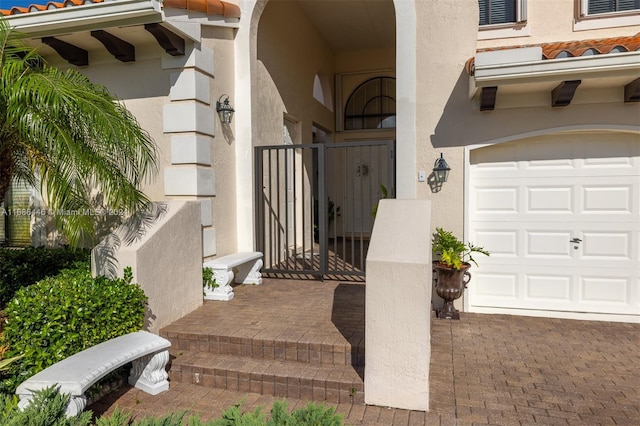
[
  {"xmin": 92, "ymin": 201, "xmax": 203, "ymax": 334},
  {"xmin": 255, "ymin": 0, "xmax": 335, "ymax": 146},
  {"xmin": 412, "ymin": 0, "xmax": 479, "ymax": 237},
  {"xmin": 202, "ymin": 26, "xmax": 239, "ymax": 257},
  {"xmin": 365, "ymin": 198, "xmax": 432, "ymax": 411}
]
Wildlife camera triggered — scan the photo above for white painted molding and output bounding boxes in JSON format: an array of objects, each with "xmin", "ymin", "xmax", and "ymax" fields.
[
  {"xmin": 474, "ymin": 47, "xmax": 542, "ymax": 67},
  {"xmin": 203, "ymin": 227, "xmax": 217, "ymax": 257},
  {"xmin": 169, "ymin": 69, "xmax": 211, "ymax": 104},
  {"xmin": 478, "ymin": 24, "xmax": 531, "ymax": 40},
  {"xmin": 161, "ymin": 19, "xmax": 201, "ymax": 41},
  {"xmin": 162, "ymin": 44, "xmax": 215, "ymax": 77},
  {"xmin": 5, "ymin": 0, "xmax": 161, "ymax": 36},
  {"xmin": 170, "ymin": 134, "xmax": 212, "ymax": 165},
  {"xmin": 473, "ymin": 51, "xmax": 640, "ymax": 87},
  {"xmin": 393, "ymin": 0, "xmax": 417, "ymax": 199},
  {"xmin": 163, "ymin": 102, "xmax": 215, "ymax": 136},
  {"xmin": 200, "ymin": 199, "xmax": 213, "ymax": 226},
  {"xmin": 164, "ymin": 167, "xmax": 215, "ymax": 196},
  {"xmin": 574, "ymin": 13, "xmax": 640, "ymax": 31}
]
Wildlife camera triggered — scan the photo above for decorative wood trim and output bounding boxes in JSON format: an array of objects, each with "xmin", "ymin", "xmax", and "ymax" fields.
[
  {"xmin": 624, "ymin": 77, "xmax": 640, "ymax": 103},
  {"xmin": 90, "ymin": 30, "xmax": 135, "ymax": 63},
  {"xmin": 144, "ymin": 23, "xmax": 185, "ymax": 57},
  {"xmin": 480, "ymin": 86, "xmax": 498, "ymax": 111},
  {"xmin": 41, "ymin": 37, "xmax": 88, "ymax": 66},
  {"xmin": 551, "ymin": 80, "xmax": 581, "ymax": 107}
]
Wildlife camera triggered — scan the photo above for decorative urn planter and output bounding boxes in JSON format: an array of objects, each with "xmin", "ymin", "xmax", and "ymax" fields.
[
  {"xmin": 431, "ymin": 227, "xmax": 489, "ymax": 320},
  {"xmin": 433, "ymin": 261, "xmax": 471, "ymax": 320}
]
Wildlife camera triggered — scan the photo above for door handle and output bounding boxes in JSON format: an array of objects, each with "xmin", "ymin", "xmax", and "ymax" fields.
[{"xmin": 570, "ymin": 238, "xmax": 582, "ymax": 250}]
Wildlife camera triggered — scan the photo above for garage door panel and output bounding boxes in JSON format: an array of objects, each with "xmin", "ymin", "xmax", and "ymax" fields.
[
  {"xmin": 526, "ymin": 231, "xmax": 573, "ymax": 258},
  {"xmin": 581, "ymin": 231, "xmax": 631, "ymax": 260},
  {"xmin": 473, "ymin": 230, "xmax": 518, "ymax": 257},
  {"xmin": 473, "ymin": 186, "xmax": 519, "ymax": 214},
  {"xmin": 472, "ymin": 268, "xmax": 638, "ymax": 314},
  {"xmin": 580, "ymin": 276, "xmax": 631, "ymax": 305},
  {"xmin": 526, "ymin": 275, "xmax": 571, "ymax": 301},
  {"xmin": 525, "ymin": 158, "xmax": 573, "ymax": 169},
  {"xmin": 582, "ymin": 185, "xmax": 631, "ymax": 213},
  {"xmin": 470, "ymin": 269, "xmax": 519, "ymax": 301},
  {"xmin": 527, "ymin": 186, "xmax": 573, "ymax": 213}
]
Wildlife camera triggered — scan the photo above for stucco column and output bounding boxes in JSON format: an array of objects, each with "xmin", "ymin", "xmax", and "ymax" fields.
[{"xmin": 365, "ymin": 199, "xmax": 432, "ymax": 411}]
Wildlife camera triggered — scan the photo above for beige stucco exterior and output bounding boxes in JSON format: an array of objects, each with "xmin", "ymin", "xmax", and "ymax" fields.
[
  {"xmin": 91, "ymin": 201, "xmax": 203, "ymax": 334},
  {"xmin": 365, "ymin": 199, "xmax": 432, "ymax": 411}
]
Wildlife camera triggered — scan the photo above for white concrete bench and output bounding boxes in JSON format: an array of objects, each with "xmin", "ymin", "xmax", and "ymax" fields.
[
  {"xmin": 203, "ymin": 251, "xmax": 263, "ymax": 301},
  {"xmin": 16, "ymin": 331, "xmax": 170, "ymax": 417}
]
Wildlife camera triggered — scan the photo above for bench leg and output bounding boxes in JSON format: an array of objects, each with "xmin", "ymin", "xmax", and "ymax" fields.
[
  {"xmin": 204, "ymin": 269, "xmax": 235, "ymax": 301},
  {"xmin": 235, "ymin": 258, "xmax": 263, "ymax": 285},
  {"xmin": 128, "ymin": 349, "xmax": 170, "ymax": 395}
]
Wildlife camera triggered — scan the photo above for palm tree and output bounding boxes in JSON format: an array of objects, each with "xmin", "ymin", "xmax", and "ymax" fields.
[{"xmin": 0, "ymin": 19, "xmax": 157, "ymax": 246}]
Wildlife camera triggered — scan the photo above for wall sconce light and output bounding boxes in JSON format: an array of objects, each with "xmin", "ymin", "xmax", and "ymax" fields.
[
  {"xmin": 216, "ymin": 95, "xmax": 234, "ymax": 124},
  {"xmin": 433, "ymin": 153, "xmax": 451, "ymax": 184}
]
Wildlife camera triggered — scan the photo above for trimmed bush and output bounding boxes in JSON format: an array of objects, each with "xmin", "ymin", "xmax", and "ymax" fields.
[
  {"xmin": 0, "ymin": 266, "xmax": 147, "ymax": 393},
  {"xmin": 0, "ymin": 247, "xmax": 90, "ymax": 308}
]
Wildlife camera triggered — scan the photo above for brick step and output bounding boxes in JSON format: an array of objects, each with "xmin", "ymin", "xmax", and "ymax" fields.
[
  {"xmin": 168, "ymin": 350, "xmax": 364, "ymax": 404},
  {"xmin": 161, "ymin": 330, "xmax": 364, "ymax": 366}
]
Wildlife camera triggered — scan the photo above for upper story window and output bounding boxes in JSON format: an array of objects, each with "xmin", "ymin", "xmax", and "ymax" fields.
[
  {"xmin": 583, "ymin": 0, "xmax": 640, "ymax": 15},
  {"xmin": 575, "ymin": 0, "xmax": 640, "ymax": 30},
  {"xmin": 344, "ymin": 77, "xmax": 396, "ymax": 131},
  {"xmin": 479, "ymin": 0, "xmax": 527, "ymax": 26}
]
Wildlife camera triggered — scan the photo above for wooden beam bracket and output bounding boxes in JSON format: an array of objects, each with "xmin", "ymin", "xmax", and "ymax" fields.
[
  {"xmin": 42, "ymin": 37, "xmax": 88, "ymax": 66},
  {"xmin": 144, "ymin": 23, "xmax": 185, "ymax": 57},
  {"xmin": 480, "ymin": 86, "xmax": 498, "ymax": 111},
  {"xmin": 91, "ymin": 30, "xmax": 135, "ymax": 63},
  {"xmin": 624, "ymin": 77, "xmax": 640, "ymax": 103},
  {"xmin": 551, "ymin": 80, "xmax": 581, "ymax": 107}
]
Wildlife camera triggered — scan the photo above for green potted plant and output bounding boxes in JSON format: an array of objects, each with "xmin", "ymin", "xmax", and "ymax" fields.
[{"xmin": 432, "ymin": 227, "xmax": 489, "ymax": 319}]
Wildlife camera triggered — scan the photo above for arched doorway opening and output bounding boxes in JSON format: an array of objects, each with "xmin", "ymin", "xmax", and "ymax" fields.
[{"xmin": 238, "ymin": 0, "xmax": 415, "ymax": 277}]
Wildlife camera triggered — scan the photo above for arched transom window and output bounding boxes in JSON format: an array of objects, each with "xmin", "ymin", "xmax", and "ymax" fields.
[{"xmin": 344, "ymin": 76, "xmax": 396, "ymax": 130}]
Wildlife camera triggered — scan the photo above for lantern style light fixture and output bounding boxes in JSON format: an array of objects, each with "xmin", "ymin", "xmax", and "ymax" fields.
[
  {"xmin": 433, "ymin": 153, "xmax": 451, "ymax": 184},
  {"xmin": 216, "ymin": 94, "xmax": 234, "ymax": 124}
]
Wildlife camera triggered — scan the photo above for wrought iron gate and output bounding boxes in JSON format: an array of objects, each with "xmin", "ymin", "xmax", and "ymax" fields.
[{"xmin": 255, "ymin": 140, "xmax": 395, "ymax": 279}]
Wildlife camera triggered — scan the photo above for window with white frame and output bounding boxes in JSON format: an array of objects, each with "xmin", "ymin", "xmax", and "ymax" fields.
[
  {"xmin": 479, "ymin": 0, "xmax": 527, "ymax": 26},
  {"xmin": 581, "ymin": 0, "xmax": 640, "ymax": 15}
]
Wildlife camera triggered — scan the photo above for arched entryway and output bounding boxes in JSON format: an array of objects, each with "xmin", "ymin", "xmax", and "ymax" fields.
[{"xmin": 235, "ymin": 0, "xmax": 413, "ymax": 277}]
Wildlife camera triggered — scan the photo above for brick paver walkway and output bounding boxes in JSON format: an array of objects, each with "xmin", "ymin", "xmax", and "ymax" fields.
[{"xmin": 90, "ymin": 280, "xmax": 640, "ymax": 425}]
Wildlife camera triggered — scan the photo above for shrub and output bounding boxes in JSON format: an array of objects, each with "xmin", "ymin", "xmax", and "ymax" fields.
[
  {"xmin": 0, "ymin": 386, "xmax": 93, "ymax": 426},
  {"xmin": 0, "ymin": 387, "xmax": 344, "ymax": 426},
  {"xmin": 0, "ymin": 247, "xmax": 90, "ymax": 308},
  {"xmin": 0, "ymin": 266, "xmax": 147, "ymax": 393}
]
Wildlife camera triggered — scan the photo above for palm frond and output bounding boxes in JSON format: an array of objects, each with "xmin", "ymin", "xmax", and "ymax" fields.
[{"xmin": 0, "ymin": 18, "xmax": 158, "ymax": 246}]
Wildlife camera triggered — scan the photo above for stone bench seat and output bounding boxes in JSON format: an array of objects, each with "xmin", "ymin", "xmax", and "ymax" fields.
[
  {"xmin": 203, "ymin": 251, "xmax": 263, "ymax": 301},
  {"xmin": 16, "ymin": 331, "xmax": 171, "ymax": 417}
]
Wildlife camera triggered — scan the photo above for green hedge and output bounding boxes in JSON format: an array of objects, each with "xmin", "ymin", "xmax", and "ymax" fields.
[
  {"xmin": 0, "ymin": 247, "xmax": 90, "ymax": 308},
  {"xmin": 0, "ymin": 267, "xmax": 147, "ymax": 393}
]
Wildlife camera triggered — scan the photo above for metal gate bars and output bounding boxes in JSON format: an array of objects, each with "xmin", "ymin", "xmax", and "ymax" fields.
[{"xmin": 255, "ymin": 140, "xmax": 395, "ymax": 279}]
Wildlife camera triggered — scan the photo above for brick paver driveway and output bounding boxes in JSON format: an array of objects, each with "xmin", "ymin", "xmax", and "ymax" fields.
[{"xmin": 429, "ymin": 314, "xmax": 639, "ymax": 425}]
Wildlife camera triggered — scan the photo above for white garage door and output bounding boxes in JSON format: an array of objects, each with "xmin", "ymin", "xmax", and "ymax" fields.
[{"xmin": 468, "ymin": 133, "xmax": 640, "ymax": 321}]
